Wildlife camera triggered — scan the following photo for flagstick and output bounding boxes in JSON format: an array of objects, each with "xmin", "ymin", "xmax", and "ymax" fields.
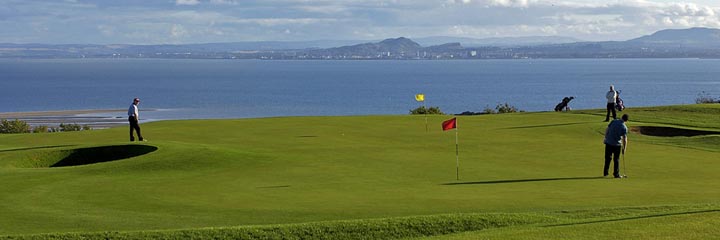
[
  {"xmin": 424, "ymin": 102, "xmax": 428, "ymax": 132},
  {"xmin": 455, "ymin": 125, "xmax": 459, "ymax": 181}
]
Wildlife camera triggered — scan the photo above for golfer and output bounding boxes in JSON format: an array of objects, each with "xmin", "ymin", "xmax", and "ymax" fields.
[
  {"xmin": 128, "ymin": 98, "xmax": 145, "ymax": 141},
  {"xmin": 603, "ymin": 114, "xmax": 628, "ymax": 178},
  {"xmin": 605, "ymin": 85, "xmax": 618, "ymax": 121}
]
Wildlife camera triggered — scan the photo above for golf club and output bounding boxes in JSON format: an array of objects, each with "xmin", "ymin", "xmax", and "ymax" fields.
[{"xmin": 621, "ymin": 151, "xmax": 628, "ymax": 178}]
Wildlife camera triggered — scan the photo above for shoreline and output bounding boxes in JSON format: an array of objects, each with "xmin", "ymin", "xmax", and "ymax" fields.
[{"xmin": 0, "ymin": 109, "xmax": 129, "ymax": 129}]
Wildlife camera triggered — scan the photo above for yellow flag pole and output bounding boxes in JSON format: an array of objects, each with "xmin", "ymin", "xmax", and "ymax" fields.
[{"xmin": 424, "ymin": 101, "xmax": 428, "ymax": 132}]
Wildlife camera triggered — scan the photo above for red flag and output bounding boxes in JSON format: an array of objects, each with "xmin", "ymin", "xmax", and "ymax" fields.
[{"xmin": 442, "ymin": 118, "xmax": 457, "ymax": 131}]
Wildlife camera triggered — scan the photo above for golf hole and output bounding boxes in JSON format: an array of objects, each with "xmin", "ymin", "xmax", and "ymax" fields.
[
  {"xmin": 631, "ymin": 126, "xmax": 720, "ymax": 137},
  {"xmin": 22, "ymin": 145, "xmax": 158, "ymax": 168}
]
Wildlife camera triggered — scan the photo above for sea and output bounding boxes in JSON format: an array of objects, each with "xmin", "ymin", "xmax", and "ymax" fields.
[{"xmin": 1, "ymin": 58, "xmax": 719, "ymax": 121}]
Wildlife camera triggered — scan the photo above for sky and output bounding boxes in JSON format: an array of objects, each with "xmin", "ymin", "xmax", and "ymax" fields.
[{"xmin": 1, "ymin": 0, "xmax": 720, "ymax": 44}]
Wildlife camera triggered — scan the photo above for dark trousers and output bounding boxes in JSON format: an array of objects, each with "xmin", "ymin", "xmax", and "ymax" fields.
[
  {"xmin": 129, "ymin": 116, "xmax": 143, "ymax": 141},
  {"xmin": 605, "ymin": 103, "xmax": 617, "ymax": 121},
  {"xmin": 604, "ymin": 144, "xmax": 621, "ymax": 177}
]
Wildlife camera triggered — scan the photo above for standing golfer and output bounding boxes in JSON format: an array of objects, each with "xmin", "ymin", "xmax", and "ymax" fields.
[
  {"xmin": 603, "ymin": 114, "xmax": 629, "ymax": 178},
  {"xmin": 128, "ymin": 98, "xmax": 144, "ymax": 141},
  {"xmin": 605, "ymin": 85, "xmax": 618, "ymax": 121}
]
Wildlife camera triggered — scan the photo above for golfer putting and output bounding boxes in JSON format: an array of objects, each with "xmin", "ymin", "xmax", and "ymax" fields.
[{"xmin": 603, "ymin": 114, "xmax": 629, "ymax": 178}]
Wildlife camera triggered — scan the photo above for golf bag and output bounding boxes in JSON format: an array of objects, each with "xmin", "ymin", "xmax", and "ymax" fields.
[
  {"xmin": 554, "ymin": 96, "xmax": 575, "ymax": 112},
  {"xmin": 615, "ymin": 91, "xmax": 625, "ymax": 111}
]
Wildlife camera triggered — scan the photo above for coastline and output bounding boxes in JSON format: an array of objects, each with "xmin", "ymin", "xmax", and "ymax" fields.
[{"xmin": 0, "ymin": 109, "xmax": 129, "ymax": 129}]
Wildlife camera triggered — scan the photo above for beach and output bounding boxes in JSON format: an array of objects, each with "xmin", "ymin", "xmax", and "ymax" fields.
[{"xmin": 0, "ymin": 109, "xmax": 129, "ymax": 129}]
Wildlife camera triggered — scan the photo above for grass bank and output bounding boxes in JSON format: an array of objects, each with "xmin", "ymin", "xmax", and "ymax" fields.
[{"xmin": 0, "ymin": 104, "xmax": 718, "ymax": 238}]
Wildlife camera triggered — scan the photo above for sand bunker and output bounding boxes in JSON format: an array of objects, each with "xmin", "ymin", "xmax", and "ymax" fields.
[{"xmin": 631, "ymin": 126, "xmax": 720, "ymax": 137}]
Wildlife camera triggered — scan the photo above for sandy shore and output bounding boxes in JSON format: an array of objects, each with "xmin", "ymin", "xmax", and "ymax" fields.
[{"xmin": 0, "ymin": 109, "xmax": 129, "ymax": 129}]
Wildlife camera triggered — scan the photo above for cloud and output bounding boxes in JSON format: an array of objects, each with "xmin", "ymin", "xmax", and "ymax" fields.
[
  {"xmin": 486, "ymin": 0, "xmax": 535, "ymax": 8},
  {"xmin": 3, "ymin": 0, "xmax": 720, "ymax": 44},
  {"xmin": 171, "ymin": 24, "xmax": 188, "ymax": 38},
  {"xmin": 209, "ymin": 0, "xmax": 239, "ymax": 5},
  {"xmin": 176, "ymin": 0, "xmax": 200, "ymax": 6}
]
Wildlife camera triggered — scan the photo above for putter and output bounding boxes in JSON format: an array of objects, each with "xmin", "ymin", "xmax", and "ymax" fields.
[{"xmin": 621, "ymin": 151, "xmax": 628, "ymax": 178}]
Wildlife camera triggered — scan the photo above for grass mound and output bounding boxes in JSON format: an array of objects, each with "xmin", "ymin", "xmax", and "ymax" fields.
[{"xmin": 10, "ymin": 145, "xmax": 157, "ymax": 168}]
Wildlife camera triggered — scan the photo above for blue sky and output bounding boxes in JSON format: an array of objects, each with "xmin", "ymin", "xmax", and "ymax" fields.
[{"xmin": 1, "ymin": 0, "xmax": 720, "ymax": 44}]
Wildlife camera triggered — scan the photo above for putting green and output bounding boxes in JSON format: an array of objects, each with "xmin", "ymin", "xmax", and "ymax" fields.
[{"xmin": 0, "ymin": 104, "xmax": 718, "ymax": 237}]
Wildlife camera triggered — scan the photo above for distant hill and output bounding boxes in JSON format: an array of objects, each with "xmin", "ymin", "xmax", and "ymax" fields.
[
  {"xmin": 318, "ymin": 37, "xmax": 422, "ymax": 56},
  {"xmin": 3, "ymin": 28, "xmax": 720, "ymax": 59},
  {"xmin": 414, "ymin": 36, "xmax": 582, "ymax": 47},
  {"xmin": 182, "ymin": 40, "xmax": 369, "ymax": 50},
  {"xmin": 628, "ymin": 27, "xmax": 720, "ymax": 48}
]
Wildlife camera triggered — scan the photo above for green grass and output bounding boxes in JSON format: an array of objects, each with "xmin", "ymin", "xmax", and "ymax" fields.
[
  {"xmin": 0, "ymin": 104, "xmax": 718, "ymax": 239},
  {"xmin": 411, "ymin": 205, "xmax": 720, "ymax": 240}
]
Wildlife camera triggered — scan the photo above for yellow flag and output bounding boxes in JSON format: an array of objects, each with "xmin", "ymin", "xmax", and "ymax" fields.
[{"xmin": 415, "ymin": 94, "xmax": 425, "ymax": 102}]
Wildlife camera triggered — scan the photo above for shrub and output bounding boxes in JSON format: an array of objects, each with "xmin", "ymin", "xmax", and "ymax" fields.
[
  {"xmin": 32, "ymin": 125, "xmax": 49, "ymax": 133},
  {"xmin": 483, "ymin": 105, "xmax": 497, "ymax": 114},
  {"xmin": 696, "ymin": 91, "xmax": 719, "ymax": 104},
  {"xmin": 410, "ymin": 106, "xmax": 444, "ymax": 115},
  {"xmin": 0, "ymin": 119, "xmax": 31, "ymax": 134},
  {"xmin": 59, "ymin": 123, "xmax": 83, "ymax": 132},
  {"xmin": 495, "ymin": 103, "xmax": 522, "ymax": 113}
]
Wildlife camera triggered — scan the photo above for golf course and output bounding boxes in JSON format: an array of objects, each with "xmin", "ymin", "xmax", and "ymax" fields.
[{"xmin": 0, "ymin": 104, "xmax": 718, "ymax": 239}]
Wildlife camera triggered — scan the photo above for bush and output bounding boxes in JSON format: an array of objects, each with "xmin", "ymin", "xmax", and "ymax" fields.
[
  {"xmin": 32, "ymin": 125, "xmax": 49, "ymax": 133},
  {"xmin": 495, "ymin": 103, "xmax": 522, "ymax": 113},
  {"xmin": 483, "ymin": 105, "xmax": 497, "ymax": 114},
  {"xmin": 696, "ymin": 91, "xmax": 719, "ymax": 104},
  {"xmin": 59, "ymin": 123, "xmax": 84, "ymax": 132},
  {"xmin": 410, "ymin": 106, "xmax": 444, "ymax": 115},
  {"xmin": 0, "ymin": 119, "xmax": 31, "ymax": 134}
]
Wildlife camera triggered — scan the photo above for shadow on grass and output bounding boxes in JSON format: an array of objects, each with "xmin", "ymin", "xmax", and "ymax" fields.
[
  {"xmin": 51, "ymin": 145, "xmax": 157, "ymax": 167},
  {"xmin": 257, "ymin": 185, "xmax": 291, "ymax": 189},
  {"xmin": 631, "ymin": 126, "xmax": 720, "ymax": 137},
  {"xmin": 544, "ymin": 209, "xmax": 720, "ymax": 227},
  {"xmin": 502, "ymin": 122, "xmax": 589, "ymax": 130},
  {"xmin": 0, "ymin": 145, "xmax": 77, "ymax": 153},
  {"xmin": 442, "ymin": 176, "xmax": 604, "ymax": 185}
]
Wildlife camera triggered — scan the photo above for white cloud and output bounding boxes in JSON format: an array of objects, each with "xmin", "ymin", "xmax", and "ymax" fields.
[
  {"xmin": 97, "ymin": 25, "xmax": 115, "ymax": 36},
  {"xmin": 486, "ymin": 0, "xmax": 535, "ymax": 8},
  {"xmin": 4, "ymin": 0, "xmax": 720, "ymax": 44},
  {"xmin": 176, "ymin": 0, "xmax": 200, "ymax": 6},
  {"xmin": 209, "ymin": 0, "xmax": 239, "ymax": 5},
  {"xmin": 171, "ymin": 24, "xmax": 188, "ymax": 38}
]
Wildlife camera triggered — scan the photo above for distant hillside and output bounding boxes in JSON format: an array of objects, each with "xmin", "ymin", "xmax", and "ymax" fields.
[
  {"xmin": 3, "ymin": 27, "xmax": 720, "ymax": 59},
  {"xmin": 316, "ymin": 37, "xmax": 423, "ymax": 56},
  {"xmin": 629, "ymin": 27, "xmax": 720, "ymax": 48},
  {"xmin": 414, "ymin": 36, "xmax": 582, "ymax": 47}
]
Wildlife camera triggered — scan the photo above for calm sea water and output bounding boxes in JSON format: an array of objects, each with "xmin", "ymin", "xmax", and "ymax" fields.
[{"xmin": 1, "ymin": 58, "xmax": 719, "ymax": 120}]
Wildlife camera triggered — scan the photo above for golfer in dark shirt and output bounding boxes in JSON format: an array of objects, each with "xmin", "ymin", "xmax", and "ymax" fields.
[{"xmin": 604, "ymin": 114, "xmax": 628, "ymax": 178}]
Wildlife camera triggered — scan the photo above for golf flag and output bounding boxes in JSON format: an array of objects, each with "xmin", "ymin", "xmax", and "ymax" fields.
[
  {"xmin": 442, "ymin": 117, "xmax": 460, "ymax": 180},
  {"xmin": 415, "ymin": 94, "xmax": 425, "ymax": 102},
  {"xmin": 442, "ymin": 117, "xmax": 457, "ymax": 131}
]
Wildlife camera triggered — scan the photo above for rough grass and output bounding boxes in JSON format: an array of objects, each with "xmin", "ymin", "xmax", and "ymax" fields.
[
  {"xmin": 0, "ymin": 104, "xmax": 718, "ymax": 239},
  {"xmin": 3, "ymin": 205, "xmax": 717, "ymax": 240},
  {"xmin": 413, "ymin": 205, "xmax": 720, "ymax": 240},
  {"xmin": 0, "ymin": 213, "xmax": 552, "ymax": 240}
]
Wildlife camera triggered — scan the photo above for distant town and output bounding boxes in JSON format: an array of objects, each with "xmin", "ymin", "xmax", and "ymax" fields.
[{"xmin": 3, "ymin": 28, "xmax": 720, "ymax": 59}]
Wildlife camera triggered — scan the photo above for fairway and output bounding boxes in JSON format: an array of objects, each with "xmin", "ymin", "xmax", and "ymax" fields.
[{"xmin": 1, "ymin": 105, "xmax": 719, "ymax": 239}]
